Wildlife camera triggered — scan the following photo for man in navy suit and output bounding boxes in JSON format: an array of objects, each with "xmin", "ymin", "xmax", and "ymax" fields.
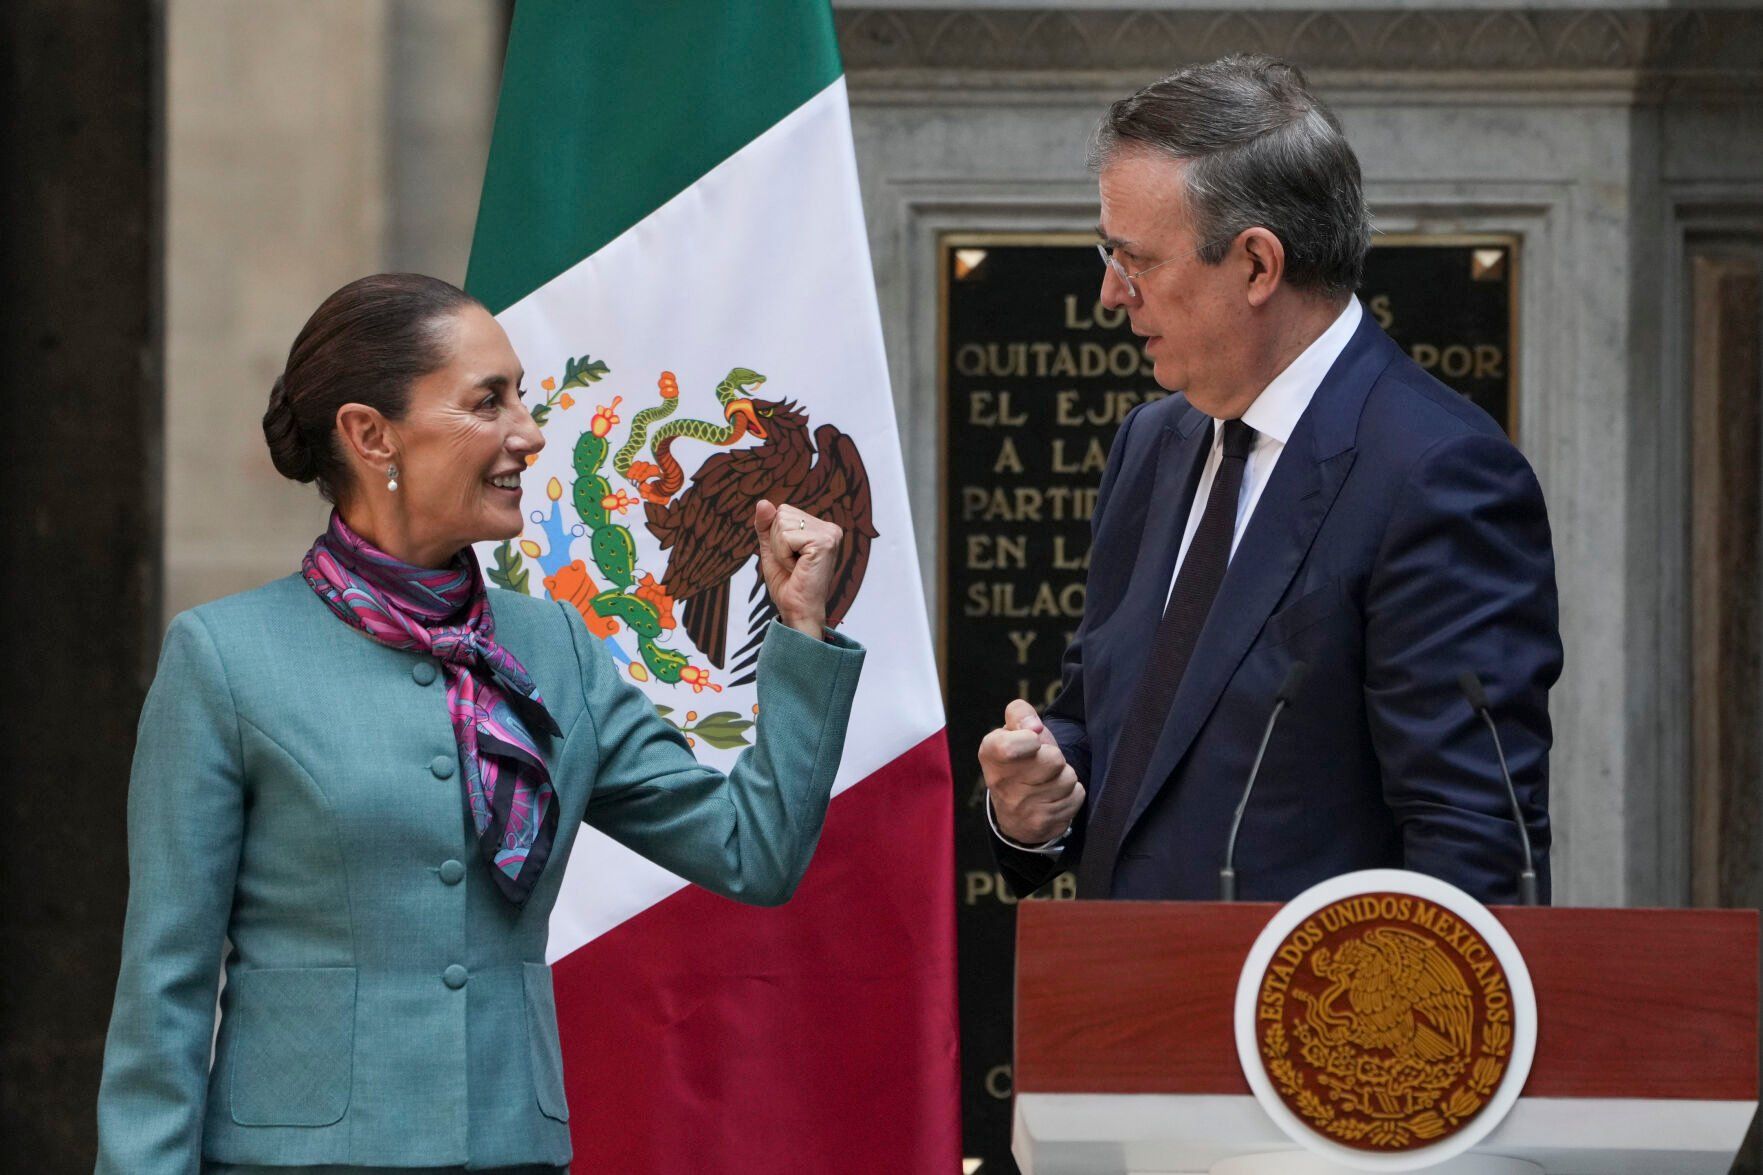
[{"xmin": 979, "ymin": 56, "xmax": 1562, "ymax": 905}]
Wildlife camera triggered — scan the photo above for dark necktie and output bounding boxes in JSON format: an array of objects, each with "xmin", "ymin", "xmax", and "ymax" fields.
[{"xmin": 1075, "ymin": 418, "xmax": 1256, "ymax": 899}]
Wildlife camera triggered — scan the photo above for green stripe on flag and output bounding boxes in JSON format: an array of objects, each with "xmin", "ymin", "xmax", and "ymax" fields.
[{"xmin": 466, "ymin": 0, "xmax": 843, "ymax": 315}]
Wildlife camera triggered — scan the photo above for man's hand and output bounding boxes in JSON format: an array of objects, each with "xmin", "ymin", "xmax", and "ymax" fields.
[{"xmin": 979, "ymin": 699, "xmax": 1084, "ymax": 845}]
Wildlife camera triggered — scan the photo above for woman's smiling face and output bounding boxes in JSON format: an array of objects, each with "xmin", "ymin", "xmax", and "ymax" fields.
[{"xmin": 380, "ymin": 304, "xmax": 545, "ymax": 563}]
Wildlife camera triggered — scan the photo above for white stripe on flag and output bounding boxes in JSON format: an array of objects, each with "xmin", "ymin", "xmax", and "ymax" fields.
[{"xmin": 489, "ymin": 78, "xmax": 943, "ymax": 958}]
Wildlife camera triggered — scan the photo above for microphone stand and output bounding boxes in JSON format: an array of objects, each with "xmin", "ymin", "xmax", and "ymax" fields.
[
  {"xmin": 1459, "ymin": 671, "xmax": 1540, "ymax": 906},
  {"xmin": 1220, "ymin": 662, "xmax": 1309, "ymax": 901}
]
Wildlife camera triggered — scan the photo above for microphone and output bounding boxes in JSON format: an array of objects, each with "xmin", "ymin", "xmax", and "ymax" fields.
[
  {"xmin": 1220, "ymin": 661, "xmax": 1309, "ymax": 901},
  {"xmin": 1458, "ymin": 671, "xmax": 1540, "ymax": 906}
]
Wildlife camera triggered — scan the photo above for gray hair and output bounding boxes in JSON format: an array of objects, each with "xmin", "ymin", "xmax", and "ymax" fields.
[{"xmin": 1091, "ymin": 55, "xmax": 1370, "ymax": 297}]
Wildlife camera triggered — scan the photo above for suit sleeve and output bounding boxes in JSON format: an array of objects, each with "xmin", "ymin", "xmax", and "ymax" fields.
[
  {"xmin": 1364, "ymin": 430, "xmax": 1562, "ymax": 903},
  {"xmin": 992, "ymin": 401, "xmax": 1147, "ymax": 897},
  {"xmin": 95, "ymin": 612, "xmax": 246, "ymax": 1175},
  {"xmin": 569, "ymin": 606, "xmax": 865, "ymax": 907}
]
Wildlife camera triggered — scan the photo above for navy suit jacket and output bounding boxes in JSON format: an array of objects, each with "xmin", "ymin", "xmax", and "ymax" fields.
[{"xmin": 995, "ymin": 314, "xmax": 1562, "ymax": 904}]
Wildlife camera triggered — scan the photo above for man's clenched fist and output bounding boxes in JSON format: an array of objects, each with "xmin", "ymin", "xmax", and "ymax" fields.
[{"xmin": 978, "ymin": 699, "xmax": 1085, "ymax": 845}]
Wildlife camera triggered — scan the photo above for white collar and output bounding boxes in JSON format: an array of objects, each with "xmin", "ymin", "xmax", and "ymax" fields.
[{"xmin": 1235, "ymin": 296, "xmax": 1363, "ymax": 446}]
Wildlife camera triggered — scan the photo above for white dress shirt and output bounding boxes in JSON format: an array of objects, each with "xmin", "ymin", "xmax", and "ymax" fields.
[
  {"xmin": 1166, "ymin": 295, "xmax": 1363, "ymax": 598},
  {"xmin": 991, "ymin": 297, "xmax": 1364, "ymax": 853}
]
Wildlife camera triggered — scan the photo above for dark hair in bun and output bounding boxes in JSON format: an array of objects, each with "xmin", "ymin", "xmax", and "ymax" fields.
[{"xmin": 263, "ymin": 273, "xmax": 481, "ymax": 501}]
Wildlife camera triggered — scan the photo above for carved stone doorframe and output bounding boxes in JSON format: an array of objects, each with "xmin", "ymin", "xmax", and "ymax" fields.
[{"xmin": 1689, "ymin": 248, "xmax": 1762, "ymax": 912}]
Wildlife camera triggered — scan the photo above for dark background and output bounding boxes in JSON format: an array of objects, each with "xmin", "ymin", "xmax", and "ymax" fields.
[{"xmin": 1, "ymin": 0, "xmax": 165, "ymax": 1169}]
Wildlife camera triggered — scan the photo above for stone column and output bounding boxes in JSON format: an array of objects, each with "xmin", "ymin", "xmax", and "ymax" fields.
[
  {"xmin": 162, "ymin": 0, "xmax": 505, "ymax": 620},
  {"xmin": 163, "ymin": 0, "xmax": 393, "ymax": 619}
]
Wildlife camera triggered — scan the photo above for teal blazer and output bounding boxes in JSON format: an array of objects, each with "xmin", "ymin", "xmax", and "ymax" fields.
[{"xmin": 95, "ymin": 575, "xmax": 864, "ymax": 1172}]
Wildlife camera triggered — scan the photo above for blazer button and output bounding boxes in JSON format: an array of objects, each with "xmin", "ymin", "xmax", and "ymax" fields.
[
  {"xmin": 439, "ymin": 859, "xmax": 466, "ymax": 886},
  {"xmin": 412, "ymin": 660, "xmax": 438, "ymax": 686},
  {"xmin": 431, "ymin": 754, "xmax": 457, "ymax": 780},
  {"xmin": 443, "ymin": 964, "xmax": 468, "ymax": 990}
]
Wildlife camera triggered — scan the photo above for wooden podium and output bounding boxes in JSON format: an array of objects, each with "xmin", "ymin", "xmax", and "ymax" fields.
[{"xmin": 1014, "ymin": 902, "xmax": 1759, "ymax": 1174}]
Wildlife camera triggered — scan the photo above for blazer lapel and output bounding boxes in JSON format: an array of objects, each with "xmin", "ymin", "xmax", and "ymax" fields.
[
  {"xmin": 1121, "ymin": 318, "xmax": 1398, "ymax": 836},
  {"xmin": 1107, "ymin": 405, "xmax": 1219, "ymax": 712},
  {"xmin": 1118, "ymin": 410, "xmax": 1212, "ymax": 643}
]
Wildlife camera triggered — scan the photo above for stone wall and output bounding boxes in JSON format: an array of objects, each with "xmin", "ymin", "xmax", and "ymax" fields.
[{"xmin": 162, "ymin": 0, "xmax": 501, "ymax": 620}]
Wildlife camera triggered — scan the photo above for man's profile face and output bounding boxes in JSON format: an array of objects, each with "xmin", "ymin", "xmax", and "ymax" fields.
[{"xmin": 1097, "ymin": 148, "xmax": 1244, "ymax": 412}]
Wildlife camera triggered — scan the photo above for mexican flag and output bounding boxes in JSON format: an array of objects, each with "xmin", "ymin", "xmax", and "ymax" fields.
[{"xmin": 465, "ymin": 2, "xmax": 960, "ymax": 1170}]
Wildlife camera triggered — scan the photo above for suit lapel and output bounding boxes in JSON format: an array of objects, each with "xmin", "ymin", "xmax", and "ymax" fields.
[
  {"xmin": 1116, "ymin": 412, "xmax": 1211, "ymax": 647},
  {"xmin": 1121, "ymin": 317, "xmax": 1397, "ymax": 837}
]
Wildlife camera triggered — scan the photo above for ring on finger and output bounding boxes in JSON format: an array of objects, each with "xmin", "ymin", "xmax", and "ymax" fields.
[{"xmin": 798, "ymin": 519, "xmax": 805, "ymax": 530}]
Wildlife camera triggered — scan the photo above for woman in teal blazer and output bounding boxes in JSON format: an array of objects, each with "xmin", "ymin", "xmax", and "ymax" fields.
[{"xmin": 95, "ymin": 275, "xmax": 864, "ymax": 1174}]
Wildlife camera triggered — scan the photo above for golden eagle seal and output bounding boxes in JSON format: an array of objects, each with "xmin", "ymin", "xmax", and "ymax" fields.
[
  {"xmin": 1298, "ymin": 927, "xmax": 1475, "ymax": 1073},
  {"xmin": 1254, "ymin": 892, "xmax": 1516, "ymax": 1152}
]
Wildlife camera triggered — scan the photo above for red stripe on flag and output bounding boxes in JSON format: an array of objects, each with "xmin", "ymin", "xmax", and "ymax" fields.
[{"xmin": 552, "ymin": 730, "xmax": 962, "ymax": 1172}]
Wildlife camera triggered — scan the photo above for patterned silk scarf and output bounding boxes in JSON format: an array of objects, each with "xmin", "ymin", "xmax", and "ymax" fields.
[{"xmin": 302, "ymin": 511, "xmax": 562, "ymax": 905}]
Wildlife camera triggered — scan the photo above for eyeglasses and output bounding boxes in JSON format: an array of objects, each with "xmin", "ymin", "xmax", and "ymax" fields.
[{"xmin": 1096, "ymin": 238, "xmax": 1229, "ymax": 299}]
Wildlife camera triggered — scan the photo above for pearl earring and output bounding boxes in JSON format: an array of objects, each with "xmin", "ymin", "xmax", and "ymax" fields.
[{"xmin": 387, "ymin": 463, "xmax": 399, "ymax": 492}]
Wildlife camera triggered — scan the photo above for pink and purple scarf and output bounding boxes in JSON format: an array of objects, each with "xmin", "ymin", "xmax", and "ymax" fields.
[{"xmin": 302, "ymin": 511, "xmax": 561, "ymax": 906}]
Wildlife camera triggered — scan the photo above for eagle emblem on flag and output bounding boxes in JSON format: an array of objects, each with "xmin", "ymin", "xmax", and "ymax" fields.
[{"xmin": 489, "ymin": 358, "xmax": 877, "ymax": 745}]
